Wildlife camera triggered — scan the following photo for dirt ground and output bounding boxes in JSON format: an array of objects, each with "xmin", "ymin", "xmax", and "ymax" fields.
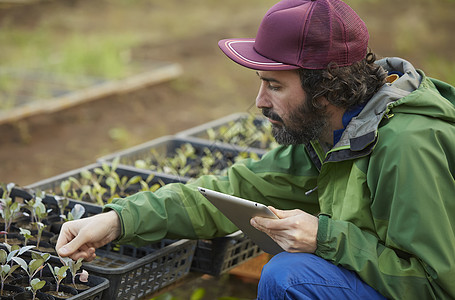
[
  {"xmin": 0, "ymin": 0, "xmax": 271, "ymax": 185},
  {"xmin": 1, "ymin": 0, "xmax": 454, "ymax": 186}
]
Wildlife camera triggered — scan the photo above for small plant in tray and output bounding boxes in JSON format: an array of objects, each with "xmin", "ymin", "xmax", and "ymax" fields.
[
  {"xmin": 0, "ymin": 183, "xmax": 22, "ymax": 244},
  {"xmin": 205, "ymin": 114, "xmax": 278, "ymax": 150},
  {"xmin": 12, "ymin": 248, "xmax": 47, "ymax": 286},
  {"xmin": 27, "ymin": 278, "xmax": 46, "ymax": 300},
  {"xmin": 54, "ymin": 160, "xmax": 164, "ymax": 206},
  {"xmin": 133, "ymin": 142, "xmax": 260, "ymax": 178},
  {"xmin": 59, "ymin": 256, "xmax": 89, "ymax": 290},
  {"xmin": 0, "ymin": 248, "xmax": 21, "ymax": 296},
  {"xmin": 47, "ymin": 263, "xmax": 69, "ymax": 296}
]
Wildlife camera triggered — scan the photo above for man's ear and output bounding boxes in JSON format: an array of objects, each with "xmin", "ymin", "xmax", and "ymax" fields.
[
  {"xmin": 318, "ymin": 96, "xmax": 330, "ymax": 107},
  {"xmin": 312, "ymin": 96, "xmax": 329, "ymax": 109}
]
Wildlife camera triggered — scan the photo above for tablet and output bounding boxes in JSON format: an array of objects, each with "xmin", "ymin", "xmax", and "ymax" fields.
[{"xmin": 198, "ymin": 187, "xmax": 284, "ymax": 255}]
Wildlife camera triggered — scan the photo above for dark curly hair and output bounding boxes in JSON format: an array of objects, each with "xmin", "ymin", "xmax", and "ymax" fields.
[{"xmin": 298, "ymin": 53, "xmax": 387, "ymax": 110}]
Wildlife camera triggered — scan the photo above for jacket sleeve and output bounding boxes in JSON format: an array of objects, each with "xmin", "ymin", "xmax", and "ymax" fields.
[
  {"xmin": 316, "ymin": 114, "xmax": 455, "ymax": 299},
  {"xmin": 104, "ymin": 144, "xmax": 320, "ymax": 247}
]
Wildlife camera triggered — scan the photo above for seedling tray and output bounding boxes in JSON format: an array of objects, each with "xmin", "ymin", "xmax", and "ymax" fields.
[
  {"xmin": 97, "ymin": 135, "xmax": 261, "ymax": 181},
  {"xmin": 83, "ymin": 239, "xmax": 196, "ymax": 300},
  {"xmin": 0, "ymin": 241, "xmax": 110, "ymax": 300},
  {"xmin": 62, "ymin": 274, "xmax": 110, "ymax": 300},
  {"xmin": 25, "ymin": 162, "xmax": 186, "ymax": 207},
  {"xmin": 190, "ymin": 230, "xmax": 263, "ymax": 276},
  {"xmin": 176, "ymin": 112, "xmax": 276, "ymax": 154},
  {"xmin": 2, "ymin": 187, "xmax": 197, "ymax": 300}
]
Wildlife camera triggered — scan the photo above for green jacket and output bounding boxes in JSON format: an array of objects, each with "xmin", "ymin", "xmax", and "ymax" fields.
[{"xmin": 105, "ymin": 57, "xmax": 455, "ymax": 299}]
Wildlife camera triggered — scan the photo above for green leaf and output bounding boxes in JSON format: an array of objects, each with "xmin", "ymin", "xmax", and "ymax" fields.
[
  {"xmin": 134, "ymin": 159, "xmax": 147, "ymax": 169},
  {"xmin": 105, "ymin": 177, "xmax": 117, "ymax": 190},
  {"xmin": 127, "ymin": 175, "xmax": 142, "ymax": 185},
  {"xmin": 102, "ymin": 163, "xmax": 111, "ymax": 175},
  {"xmin": 71, "ymin": 204, "xmax": 85, "ymax": 220},
  {"xmin": 80, "ymin": 170, "xmax": 93, "ymax": 180},
  {"xmin": 29, "ymin": 258, "xmax": 44, "ymax": 274},
  {"xmin": 57, "ymin": 265, "xmax": 69, "ymax": 277},
  {"xmin": 31, "ymin": 278, "xmax": 46, "ymax": 290},
  {"xmin": 75, "ymin": 258, "xmax": 83, "ymax": 269},
  {"xmin": 60, "ymin": 180, "xmax": 71, "ymax": 196},
  {"xmin": 93, "ymin": 168, "xmax": 104, "ymax": 176},
  {"xmin": 7, "ymin": 249, "xmax": 19, "ymax": 262},
  {"xmin": 1, "ymin": 265, "xmax": 10, "ymax": 274},
  {"xmin": 0, "ymin": 249, "xmax": 7, "ymax": 264},
  {"xmin": 111, "ymin": 157, "xmax": 120, "ymax": 171},
  {"xmin": 40, "ymin": 253, "xmax": 51, "ymax": 262},
  {"xmin": 11, "ymin": 257, "xmax": 27, "ymax": 271}
]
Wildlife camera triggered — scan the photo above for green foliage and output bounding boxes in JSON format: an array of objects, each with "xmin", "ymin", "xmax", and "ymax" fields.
[
  {"xmin": 47, "ymin": 263, "xmax": 69, "ymax": 293},
  {"xmin": 28, "ymin": 278, "xmax": 46, "ymax": 299},
  {"xmin": 55, "ymin": 194, "xmax": 70, "ymax": 218},
  {"xmin": 53, "ymin": 159, "xmax": 162, "ymax": 206},
  {"xmin": 205, "ymin": 115, "xmax": 278, "ymax": 151},
  {"xmin": 132, "ymin": 142, "xmax": 260, "ymax": 179},
  {"xmin": 59, "ymin": 256, "xmax": 87, "ymax": 287},
  {"xmin": 19, "ymin": 228, "xmax": 32, "ymax": 246},
  {"xmin": 61, "ymin": 204, "xmax": 85, "ymax": 222},
  {"xmin": 0, "ymin": 183, "xmax": 21, "ymax": 242},
  {"xmin": 0, "ymin": 248, "xmax": 21, "ymax": 296},
  {"xmin": 12, "ymin": 255, "xmax": 45, "ymax": 284}
]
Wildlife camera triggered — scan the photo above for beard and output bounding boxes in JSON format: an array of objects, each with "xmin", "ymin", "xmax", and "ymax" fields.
[{"xmin": 262, "ymin": 102, "xmax": 329, "ymax": 145}]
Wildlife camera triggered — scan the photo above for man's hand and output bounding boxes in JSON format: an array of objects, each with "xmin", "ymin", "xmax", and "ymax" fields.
[
  {"xmin": 55, "ymin": 210, "xmax": 121, "ymax": 261},
  {"xmin": 250, "ymin": 207, "xmax": 318, "ymax": 253}
]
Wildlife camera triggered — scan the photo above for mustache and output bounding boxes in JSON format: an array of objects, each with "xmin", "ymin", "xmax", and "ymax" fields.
[{"xmin": 262, "ymin": 108, "xmax": 283, "ymax": 123}]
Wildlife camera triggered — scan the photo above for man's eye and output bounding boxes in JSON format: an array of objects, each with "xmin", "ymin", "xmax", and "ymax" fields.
[{"xmin": 268, "ymin": 84, "xmax": 280, "ymax": 91}]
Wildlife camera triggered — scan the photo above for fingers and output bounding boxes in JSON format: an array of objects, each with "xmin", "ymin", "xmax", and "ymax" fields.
[
  {"xmin": 269, "ymin": 207, "xmax": 302, "ymax": 219},
  {"xmin": 55, "ymin": 211, "xmax": 121, "ymax": 260}
]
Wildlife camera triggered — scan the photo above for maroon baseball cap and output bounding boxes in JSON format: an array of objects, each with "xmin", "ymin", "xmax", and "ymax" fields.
[{"xmin": 219, "ymin": 0, "xmax": 369, "ymax": 70}]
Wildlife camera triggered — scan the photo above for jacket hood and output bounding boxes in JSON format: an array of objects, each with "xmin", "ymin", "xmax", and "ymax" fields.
[
  {"xmin": 377, "ymin": 57, "xmax": 455, "ymax": 123},
  {"xmin": 327, "ymin": 57, "xmax": 455, "ymax": 162}
]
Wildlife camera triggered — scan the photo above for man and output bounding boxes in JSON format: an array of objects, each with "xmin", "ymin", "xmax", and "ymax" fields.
[{"xmin": 56, "ymin": 0, "xmax": 455, "ymax": 298}]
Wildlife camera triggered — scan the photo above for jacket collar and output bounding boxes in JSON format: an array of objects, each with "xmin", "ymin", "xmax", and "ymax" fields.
[{"xmin": 310, "ymin": 57, "xmax": 422, "ymax": 165}]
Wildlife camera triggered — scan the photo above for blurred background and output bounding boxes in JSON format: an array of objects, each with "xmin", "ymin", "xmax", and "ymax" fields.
[
  {"xmin": 0, "ymin": 0, "xmax": 454, "ymax": 185},
  {"xmin": 0, "ymin": 0, "xmax": 454, "ymax": 298}
]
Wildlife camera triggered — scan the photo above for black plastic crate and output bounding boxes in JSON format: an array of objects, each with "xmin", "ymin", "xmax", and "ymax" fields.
[
  {"xmin": 83, "ymin": 239, "xmax": 196, "ymax": 300},
  {"xmin": 97, "ymin": 136, "xmax": 263, "ymax": 181},
  {"xmin": 25, "ymin": 163, "xmax": 186, "ymax": 207},
  {"xmin": 2, "ymin": 186, "xmax": 197, "ymax": 300},
  {"xmin": 176, "ymin": 112, "xmax": 277, "ymax": 154},
  {"xmin": 190, "ymin": 231, "xmax": 263, "ymax": 276}
]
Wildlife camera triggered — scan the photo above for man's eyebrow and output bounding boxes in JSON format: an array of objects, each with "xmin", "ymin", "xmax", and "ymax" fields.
[{"xmin": 256, "ymin": 72, "xmax": 281, "ymax": 84}]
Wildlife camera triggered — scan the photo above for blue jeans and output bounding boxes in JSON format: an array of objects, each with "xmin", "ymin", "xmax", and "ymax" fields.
[{"xmin": 257, "ymin": 252, "xmax": 387, "ymax": 299}]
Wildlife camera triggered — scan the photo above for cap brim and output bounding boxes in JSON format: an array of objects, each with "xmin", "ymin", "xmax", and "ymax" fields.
[{"xmin": 218, "ymin": 38, "xmax": 299, "ymax": 71}]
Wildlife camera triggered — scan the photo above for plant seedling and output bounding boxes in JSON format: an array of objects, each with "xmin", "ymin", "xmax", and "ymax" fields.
[
  {"xmin": 54, "ymin": 195, "xmax": 70, "ymax": 222},
  {"xmin": 19, "ymin": 228, "xmax": 32, "ymax": 246},
  {"xmin": 31, "ymin": 252, "xmax": 50, "ymax": 278},
  {"xmin": 0, "ymin": 249, "xmax": 20, "ymax": 296},
  {"xmin": 47, "ymin": 263, "xmax": 69, "ymax": 294},
  {"xmin": 0, "ymin": 183, "xmax": 21, "ymax": 243},
  {"xmin": 33, "ymin": 222, "xmax": 46, "ymax": 249},
  {"xmin": 59, "ymin": 256, "xmax": 88, "ymax": 288},
  {"xmin": 12, "ymin": 255, "xmax": 45, "ymax": 286},
  {"xmin": 60, "ymin": 204, "xmax": 85, "ymax": 222},
  {"xmin": 27, "ymin": 278, "xmax": 46, "ymax": 300}
]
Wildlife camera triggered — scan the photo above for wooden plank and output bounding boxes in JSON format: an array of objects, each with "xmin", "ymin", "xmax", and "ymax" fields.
[{"xmin": 0, "ymin": 62, "xmax": 183, "ymax": 125}]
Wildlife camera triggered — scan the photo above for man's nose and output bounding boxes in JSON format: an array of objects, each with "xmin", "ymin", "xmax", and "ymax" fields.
[{"xmin": 256, "ymin": 84, "xmax": 271, "ymax": 109}]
